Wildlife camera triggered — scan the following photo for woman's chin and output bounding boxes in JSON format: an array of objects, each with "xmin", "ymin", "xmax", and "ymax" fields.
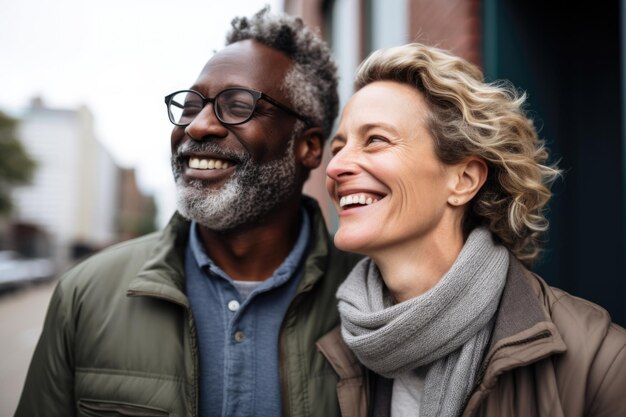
[{"xmin": 333, "ymin": 230, "xmax": 371, "ymax": 256}]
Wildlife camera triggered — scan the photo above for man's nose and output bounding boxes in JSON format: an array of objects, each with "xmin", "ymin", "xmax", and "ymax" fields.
[{"xmin": 184, "ymin": 103, "xmax": 228, "ymax": 141}]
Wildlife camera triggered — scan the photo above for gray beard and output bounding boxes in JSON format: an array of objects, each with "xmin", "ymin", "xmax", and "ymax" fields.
[{"xmin": 172, "ymin": 138, "xmax": 298, "ymax": 231}]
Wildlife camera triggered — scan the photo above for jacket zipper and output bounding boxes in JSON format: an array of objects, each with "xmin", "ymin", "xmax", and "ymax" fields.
[
  {"xmin": 187, "ymin": 307, "xmax": 199, "ymax": 417},
  {"xmin": 126, "ymin": 289, "xmax": 199, "ymax": 417},
  {"xmin": 279, "ymin": 323, "xmax": 290, "ymax": 417},
  {"xmin": 279, "ymin": 290, "xmax": 309, "ymax": 417}
]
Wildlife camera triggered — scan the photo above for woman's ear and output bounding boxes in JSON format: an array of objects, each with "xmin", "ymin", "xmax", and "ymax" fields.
[
  {"xmin": 448, "ymin": 157, "xmax": 488, "ymax": 206},
  {"xmin": 295, "ymin": 127, "xmax": 324, "ymax": 170}
]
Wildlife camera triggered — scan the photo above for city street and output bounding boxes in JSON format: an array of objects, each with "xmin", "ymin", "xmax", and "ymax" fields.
[{"xmin": 0, "ymin": 279, "xmax": 56, "ymax": 417}]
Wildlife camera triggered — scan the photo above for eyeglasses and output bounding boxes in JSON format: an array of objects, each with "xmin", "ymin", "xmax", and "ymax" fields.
[{"xmin": 164, "ymin": 88, "xmax": 308, "ymax": 126}]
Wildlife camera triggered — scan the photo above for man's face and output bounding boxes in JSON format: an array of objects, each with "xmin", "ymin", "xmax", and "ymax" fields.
[{"xmin": 170, "ymin": 40, "xmax": 304, "ymax": 230}]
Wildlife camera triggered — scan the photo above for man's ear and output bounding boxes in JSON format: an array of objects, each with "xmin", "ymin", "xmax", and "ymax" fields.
[
  {"xmin": 295, "ymin": 127, "xmax": 324, "ymax": 169},
  {"xmin": 447, "ymin": 157, "xmax": 488, "ymax": 206}
]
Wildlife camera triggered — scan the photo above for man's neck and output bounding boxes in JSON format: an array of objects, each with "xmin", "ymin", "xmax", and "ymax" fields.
[{"xmin": 196, "ymin": 201, "xmax": 303, "ymax": 282}]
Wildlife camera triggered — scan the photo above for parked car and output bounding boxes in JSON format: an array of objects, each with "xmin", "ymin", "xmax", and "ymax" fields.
[{"xmin": 0, "ymin": 250, "xmax": 56, "ymax": 290}]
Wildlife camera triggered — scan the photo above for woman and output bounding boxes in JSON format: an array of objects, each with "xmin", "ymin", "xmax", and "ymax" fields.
[{"xmin": 321, "ymin": 43, "xmax": 626, "ymax": 417}]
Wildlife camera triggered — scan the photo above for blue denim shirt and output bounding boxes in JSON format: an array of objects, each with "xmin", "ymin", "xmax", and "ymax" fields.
[{"xmin": 185, "ymin": 209, "xmax": 310, "ymax": 417}]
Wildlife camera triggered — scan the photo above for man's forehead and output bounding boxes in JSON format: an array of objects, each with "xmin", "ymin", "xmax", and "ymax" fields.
[{"xmin": 193, "ymin": 40, "xmax": 293, "ymax": 92}]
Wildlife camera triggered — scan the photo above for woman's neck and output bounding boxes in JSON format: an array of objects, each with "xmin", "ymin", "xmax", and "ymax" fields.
[{"xmin": 371, "ymin": 227, "xmax": 465, "ymax": 303}]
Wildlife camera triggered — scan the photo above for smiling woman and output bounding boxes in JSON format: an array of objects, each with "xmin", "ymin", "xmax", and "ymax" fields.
[
  {"xmin": 323, "ymin": 42, "xmax": 626, "ymax": 417},
  {"xmin": 327, "ymin": 80, "xmax": 458, "ymax": 269}
]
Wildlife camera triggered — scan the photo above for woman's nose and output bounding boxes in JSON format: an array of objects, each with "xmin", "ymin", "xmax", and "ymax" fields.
[
  {"xmin": 326, "ymin": 146, "xmax": 359, "ymax": 181},
  {"xmin": 184, "ymin": 104, "xmax": 228, "ymax": 141}
]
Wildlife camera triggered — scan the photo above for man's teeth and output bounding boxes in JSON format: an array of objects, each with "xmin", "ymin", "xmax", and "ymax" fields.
[
  {"xmin": 339, "ymin": 194, "xmax": 379, "ymax": 208},
  {"xmin": 189, "ymin": 157, "xmax": 231, "ymax": 170}
]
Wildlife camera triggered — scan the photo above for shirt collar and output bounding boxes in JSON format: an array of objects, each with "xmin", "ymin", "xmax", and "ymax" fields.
[{"xmin": 188, "ymin": 207, "xmax": 311, "ymax": 286}]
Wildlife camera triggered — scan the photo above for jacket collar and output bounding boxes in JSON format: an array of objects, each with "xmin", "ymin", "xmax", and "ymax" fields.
[
  {"xmin": 127, "ymin": 212, "xmax": 191, "ymax": 307},
  {"xmin": 478, "ymin": 254, "xmax": 567, "ymax": 385},
  {"xmin": 126, "ymin": 197, "xmax": 332, "ymax": 307},
  {"xmin": 293, "ymin": 197, "xmax": 331, "ymax": 294}
]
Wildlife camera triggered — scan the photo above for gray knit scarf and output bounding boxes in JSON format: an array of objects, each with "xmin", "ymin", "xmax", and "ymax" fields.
[{"xmin": 337, "ymin": 227, "xmax": 509, "ymax": 417}]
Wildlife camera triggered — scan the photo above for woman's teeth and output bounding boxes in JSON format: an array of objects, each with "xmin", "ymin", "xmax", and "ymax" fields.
[{"xmin": 339, "ymin": 194, "xmax": 379, "ymax": 208}]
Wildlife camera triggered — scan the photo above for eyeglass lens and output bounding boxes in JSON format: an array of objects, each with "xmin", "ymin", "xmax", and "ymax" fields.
[{"xmin": 167, "ymin": 90, "xmax": 257, "ymax": 126}]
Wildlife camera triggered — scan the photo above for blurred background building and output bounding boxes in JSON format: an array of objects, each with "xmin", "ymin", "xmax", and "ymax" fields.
[
  {"xmin": 290, "ymin": 0, "xmax": 626, "ymax": 327},
  {"xmin": 0, "ymin": 97, "xmax": 157, "ymax": 278}
]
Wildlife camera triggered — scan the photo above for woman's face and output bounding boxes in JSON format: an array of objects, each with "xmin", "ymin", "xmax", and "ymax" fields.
[{"xmin": 326, "ymin": 80, "xmax": 458, "ymax": 256}]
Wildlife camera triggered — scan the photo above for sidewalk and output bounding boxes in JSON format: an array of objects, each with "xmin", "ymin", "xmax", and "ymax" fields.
[{"xmin": 0, "ymin": 280, "xmax": 56, "ymax": 417}]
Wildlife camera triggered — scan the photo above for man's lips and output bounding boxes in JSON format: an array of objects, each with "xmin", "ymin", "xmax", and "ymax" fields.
[
  {"xmin": 174, "ymin": 140, "xmax": 246, "ymax": 168},
  {"xmin": 180, "ymin": 154, "xmax": 238, "ymax": 181}
]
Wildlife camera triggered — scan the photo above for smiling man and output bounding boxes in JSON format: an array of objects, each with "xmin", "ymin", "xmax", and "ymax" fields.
[{"xmin": 15, "ymin": 8, "xmax": 360, "ymax": 417}]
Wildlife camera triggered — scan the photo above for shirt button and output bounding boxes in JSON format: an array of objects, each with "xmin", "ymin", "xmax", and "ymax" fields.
[
  {"xmin": 228, "ymin": 300, "xmax": 240, "ymax": 312},
  {"xmin": 234, "ymin": 331, "xmax": 245, "ymax": 343}
]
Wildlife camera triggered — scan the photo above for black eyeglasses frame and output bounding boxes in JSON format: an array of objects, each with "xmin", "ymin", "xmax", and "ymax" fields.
[{"xmin": 164, "ymin": 87, "xmax": 309, "ymax": 127}]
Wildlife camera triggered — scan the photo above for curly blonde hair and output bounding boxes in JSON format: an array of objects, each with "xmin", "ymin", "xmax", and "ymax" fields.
[{"xmin": 355, "ymin": 43, "xmax": 561, "ymax": 266}]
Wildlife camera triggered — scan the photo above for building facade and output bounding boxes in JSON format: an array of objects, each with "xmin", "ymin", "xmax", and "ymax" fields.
[
  {"xmin": 12, "ymin": 99, "xmax": 120, "ymax": 270},
  {"xmin": 7, "ymin": 97, "xmax": 158, "ymax": 274}
]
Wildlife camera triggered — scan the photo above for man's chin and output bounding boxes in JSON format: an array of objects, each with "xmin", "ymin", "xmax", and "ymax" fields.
[{"xmin": 174, "ymin": 181, "xmax": 243, "ymax": 230}]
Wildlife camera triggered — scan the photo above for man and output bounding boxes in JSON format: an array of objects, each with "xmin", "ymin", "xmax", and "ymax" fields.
[{"xmin": 15, "ymin": 8, "xmax": 360, "ymax": 417}]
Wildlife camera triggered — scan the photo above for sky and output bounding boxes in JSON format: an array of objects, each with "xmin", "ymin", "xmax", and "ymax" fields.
[{"xmin": 0, "ymin": 0, "xmax": 282, "ymax": 227}]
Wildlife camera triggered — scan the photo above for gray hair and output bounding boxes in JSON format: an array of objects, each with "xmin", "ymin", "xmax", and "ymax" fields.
[{"xmin": 226, "ymin": 6, "xmax": 339, "ymax": 140}]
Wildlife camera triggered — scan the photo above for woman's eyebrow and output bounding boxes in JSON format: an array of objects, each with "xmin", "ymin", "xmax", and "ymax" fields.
[
  {"xmin": 330, "ymin": 133, "xmax": 346, "ymax": 145},
  {"xmin": 358, "ymin": 122, "xmax": 400, "ymax": 136}
]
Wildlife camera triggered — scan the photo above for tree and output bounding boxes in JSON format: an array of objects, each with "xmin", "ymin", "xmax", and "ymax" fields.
[{"xmin": 0, "ymin": 111, "xmax": 37, "ymax": 215}]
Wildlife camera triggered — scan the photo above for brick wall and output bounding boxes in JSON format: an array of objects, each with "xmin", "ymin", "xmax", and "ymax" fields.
[{"xmin": 408, "ymin": 0, "xmax": 482, "ymax": 67}]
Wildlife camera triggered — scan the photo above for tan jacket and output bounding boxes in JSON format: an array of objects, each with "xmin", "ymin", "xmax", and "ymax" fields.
[{"xmin": 317, "ymin": 255, "xmax": 626, "ymax": 417}]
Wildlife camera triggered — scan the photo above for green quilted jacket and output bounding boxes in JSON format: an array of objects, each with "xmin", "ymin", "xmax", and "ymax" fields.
[{"xmin": 15, "ymin": 197, "xmax": 360, "ymax": 417}]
